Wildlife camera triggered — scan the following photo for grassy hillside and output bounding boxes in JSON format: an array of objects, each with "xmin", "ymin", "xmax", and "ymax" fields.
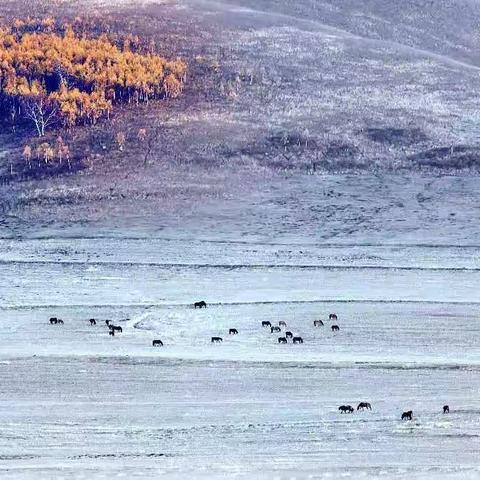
[{"xmin": 1, "ymin": 0, "xmax": 480, "ymax": 227}]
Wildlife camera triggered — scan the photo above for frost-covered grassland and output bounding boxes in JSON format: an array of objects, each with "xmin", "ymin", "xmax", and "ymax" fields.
[{"xmin": 0, "ymin": 174, "xmax": 480, "ymax": 479}]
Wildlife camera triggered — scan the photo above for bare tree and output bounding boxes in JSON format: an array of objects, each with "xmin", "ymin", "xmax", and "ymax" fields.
[
  {"xmin": 63, "ymin": 145, "xmax": 72, "ymax": 169},
  {"xmin": 23, "ymin": 96, "xmax": 58, "ymax": 137},
  {"xmin": 116, "ymin": 131, "xmax": 126, "ymax": 151},
  {"xmin": 140, "ymin": 115, "xmax": 174, "ymax": 166},
  {"xmin": 22, "ymin": 145, "xmax": 32, "ymax": 169},
  {"xmin": 137, "ymin": 128, "xmax": 147, "ymax": 142}
]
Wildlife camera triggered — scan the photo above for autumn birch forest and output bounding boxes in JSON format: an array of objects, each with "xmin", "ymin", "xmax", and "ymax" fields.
[{"xmin": 0, "ymin": 16, "xmax": 187, "ymax": 174}]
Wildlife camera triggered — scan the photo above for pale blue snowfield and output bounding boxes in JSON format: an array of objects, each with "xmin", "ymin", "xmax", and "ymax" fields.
[{"xmin": 0, "ymin": 174, "xmax": 479, "ymax": 479}]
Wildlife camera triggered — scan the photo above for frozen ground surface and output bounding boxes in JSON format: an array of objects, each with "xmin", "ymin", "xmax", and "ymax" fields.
[{"xmin": 0, "ymin": 174, "xmax": 479, "ymax": 479}]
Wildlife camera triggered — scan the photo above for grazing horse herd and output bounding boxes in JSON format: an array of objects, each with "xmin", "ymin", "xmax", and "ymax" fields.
[
  {"xmin": 207, "ymin": 302, "xmax": 306, "ymax": 345},
  {"xmin": 202, "ymin": 304, "xmax": 453, "ymax": 420},
  {"xmin": 257, "ymin": 311, "xmax": 343, "ymax": 346},
  {"xmin": 50, "ymin": 316, "xmax": 123, "ymax": 335},
  {"xmin": 50, "ymin": 303, "xmax": 344, "ymax": 349},
  {"xmin": 210, "ymin": 308, "xmax": 343, "ymax": 346},
  {"xmin": 49, "ymin": 305, "xmax": 452, "ymax": 420},
  {"xmin": 49, "ymin": 317, "xmax": 64, "ymax": 325},
  {"xmin": 340, "ymin": 404, "xmax": 449, "ymax": 420}
]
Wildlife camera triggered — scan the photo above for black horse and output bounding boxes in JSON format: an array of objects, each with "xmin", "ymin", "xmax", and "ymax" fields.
[
  {"xmin": 279, "ymin": 321, "xmax": 287, "ymax": 327},
  {"xmin": 194, "ymin": 301, "xmax": 207, "ymax": 309},
  {"xmin": 262, "ymin": 321, "xmax": 272, "ymax": 328},
  {"xmin": 443, "ymin": 405, "xmax": 449, "ymax": 414},
  {"xmin": 152, "ymin": 339, "xmax": 163, "ymax": 347},
  {"xmin": 329, "ymin": 313, "xmax": 338, "ymax": 320},
  {"xmin": 49, "ymin": 317, "xmax": 58, "ymax": 324},
  {"xmin": 331, "ymin": 325, "xmax": 340, "ymax": 332},
  {"xmin": 278, "ymin": 337, "xmax": 287, "ymax": 344},
  {"xmin": 110, "ymin": 325, "xmax": 122, "ymax": 333},
  {"xmin": 89, "ymin": 318, "xmax": 96, "ymax": 326},
  {"xmin": 211, "ymin": 337, "xmax": 223, "ymax": 343},
  {"xmin": 57, "ymin": 319, "xmax": 64, "ymax": 325},
  {"xmin": 339, "ymin": 405, "xmax": 354, "ymax": 413},
  {"xmin": 313, "ymin": 320, "xmax": 324, "ymax": 327},
  {"xmin": 271, "ymin": 326, "xmax": 281, "ymax": 333},
  {"xmin": 401, "ymin": 410, "xmax": 413, "ymax": 420},
  {"xmin": 285, "ymin": 331, "xmax": 293, "ymax": 338},
  {"xmin": 292, "ymin": 336, "xmax": 303, "ymax": 344},
  {"xmin": 357, "ymin": 402, "xmax": 372, "ymax": 411},
  {"xmin": 229, "ymin": 328, "xmax": 238, "ymax": 335}
]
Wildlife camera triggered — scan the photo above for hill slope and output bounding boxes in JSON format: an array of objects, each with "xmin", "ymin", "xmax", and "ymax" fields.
[{"xmin": 1, "ymin": 0, "xmax": 480, "ymax": 228}]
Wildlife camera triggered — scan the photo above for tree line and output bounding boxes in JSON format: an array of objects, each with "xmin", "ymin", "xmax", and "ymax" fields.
[{"xmin": 0, "ymin": 18, "xmax": 187, "ymax": 136}]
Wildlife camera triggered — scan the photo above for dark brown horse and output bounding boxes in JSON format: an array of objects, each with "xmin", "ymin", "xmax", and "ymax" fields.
[
  {"xmin": 229, "ymin": 328, "xmax": 238, "ymax": 335},
  {"xmin": 194, "ymin": 301, "xmax": 207, "ymax": 309},
  {"xmin": 401, "ymin": 410, "xmax": 413, "ymax": 420},
  {"xmin": 279, "ymin": 321, "xmax": 287, "ymax": 327},
  {"xmin": 152, "ymin": 339, "xmax": 163, "ymax": 347},
  {"xmin": 278, "ymin": 337, "xmax": 287, "ymax": 344},
  {"xmin": 271, "ymin": 326, "xmax": 281, "ymax": 333},
  {"xmin": 285, "ymin": 331, "xmax": 293, "ymax": 338},
  {"xmin": 292, "ymin": 336, "xmax": 303, "ymax": 344},
  {"xmin": 89, "ymin": 318, "xmax": 96, "ymax": 326},
  {"xmin": 49, "ymin": 317, "xmax": 58, "ymax": 324},
  {"xmin": 339, "ymin": 405, "xmax": 354, "ymax": 413},
  {"xmin": 262, "ymin": 321, "xmax": 272, "ymax": 328},
  {"xmin": 110, "ymin": 325, "xmax": 122, "ymax": 333},
  {"xmin": 357, "ymin": 402, "xmax": 372, "ymax": 411},
  {"xmin": 443, "ymin": 405, "xmax": 449, "ymax": 414},
  {"xmin": 313, "ymin": 320, "xmax": 324, "ymax": 327},
  {"xmin": 331, "ymin": 325, "xmax": 340, "ymax": 331},
  {"xmin": 329, "ymin": 313, "xmax": 338, "ymax": 320},
  {"xmin": 211, "ymin": 337, "xmax": 223, "ymax": 343},
  {"xmin": 57, "ymin": 319, "xmax": 64, "ymax": 325}
]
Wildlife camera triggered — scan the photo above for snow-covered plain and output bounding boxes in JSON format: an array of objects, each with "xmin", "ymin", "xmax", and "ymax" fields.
[{"xmin": 0, "ymin": 174, "xmax": 479, "ymax": 479}]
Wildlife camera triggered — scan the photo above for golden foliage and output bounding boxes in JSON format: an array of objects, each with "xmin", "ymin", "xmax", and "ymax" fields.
[{"xmin": 0, "ymin": 19, "xmax": 187, "ymax": 135}]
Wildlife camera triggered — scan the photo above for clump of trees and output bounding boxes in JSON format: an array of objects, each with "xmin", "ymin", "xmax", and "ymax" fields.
[
  {"xmin": 0, "ymin": 19, "xmax": 187, "ymax": 136},
  {"xmin": 21, "ymin": 136, "xmax": 71, "ymax": 170}
]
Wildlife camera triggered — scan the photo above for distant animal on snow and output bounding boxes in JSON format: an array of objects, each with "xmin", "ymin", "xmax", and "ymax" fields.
[
  {"xmin": 313, "ymin": 320, "xmax": 324, "ymax": 327},
  {"xmin": 109, "ymin": 330, "xmax": 115, "ymax": 336},
  {"xmin": 331, "ymin": 325, "xmax": 340, "ymax": 331},
  {"xmin": 278, "ymin": 337, "xmax": 287, "ymax": 344},
  {"xmin": 271, "ymin": 326, "xmax": 281, "ymax": 333},
  {"xmin": 49, "ymin": 317, "xmax": 58, "ymax": 324},
  {"xmin": 292, "ymin": 336, "xmax": 303, "ymax": 344},
  {"xmin": 57, "ymin": 319, "xmax": 64, "ymax": 325},
  {"xmin": 443, "ymin": 405, "xmax": 449, "ymax": 414},
  {"xmin": 194, "ymin": 301, "xmax": 207, "ymax": 309},
  {"xmin": 229, "ymin": 328, "xmax": 238, "ymax": 335},
  {"xmin": 110, "ymin": 325, "xmax": 122, "ymax": 333},
  {"xmin": 105, "ymin": 320, "xmax": 111, "ymax": 326},
  {"xmin": 401, "ymin": 410, "xmax": 413, "ymax": 420},
  {"xmin": 211, "ymin": 336, "xmax": 223, "ymax": 343},
  {"xmin": 89, "ymin": 318, "xmax": 96, "ymax": 326},
  {"xmin": 262, "ymin": 321, "xmax": 272, "ymax": 328},
  {"xmin": 152, "ymin": 339, "xmax": 163, "ymax": 347},
  {"xmin": 279, "ymin": 321, "xmax": 287, "ymax": 327},
  {"xmin": 285, "ymin": 331, "xmax": 293, "ymax": 338},
  {"xmin": 339, "ymin": 405, "xmax": 354, "ymax": 413},
  {"xmin": 329, "ymin": 313, "xmax": 338, "ymax": 320},
  {"xmin": 357, "ymin": 402, "xmax": 372, "ymax": 411}
]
